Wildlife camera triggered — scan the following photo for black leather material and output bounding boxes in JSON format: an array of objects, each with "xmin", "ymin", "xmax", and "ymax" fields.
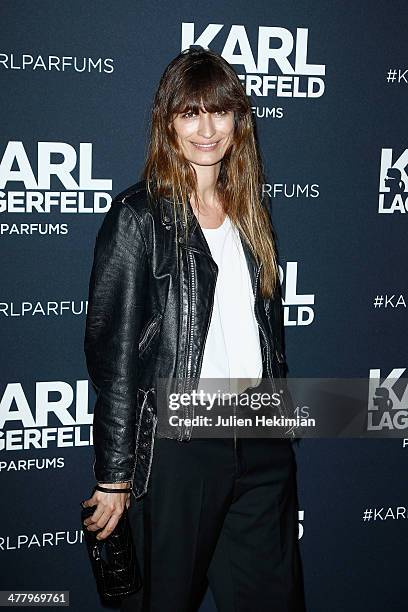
[
  {"xmin": 84, "ymin": 179, "xmax": 298, "ymax": 500},
  {"xmin": 80, "ymin": 499, "xmax": 142, "ymax": 599}
]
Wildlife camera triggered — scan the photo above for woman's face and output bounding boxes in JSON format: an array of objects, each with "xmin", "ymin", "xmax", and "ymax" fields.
[{"xmin": 171, "ymin": 105, "xmax": 235, "ymax": 167}]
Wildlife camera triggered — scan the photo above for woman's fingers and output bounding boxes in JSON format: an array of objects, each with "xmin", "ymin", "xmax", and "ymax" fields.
[
  {"xmin": 96, "ymin": 510, "xmax": 122, "ymax": 540},
  {"xmin": 85, "ymin": 506, "xmax": 112, "ymax": 533},
  {"xmin": 82, "ymin": 491, "xmax": 129, "ymax": 539}
]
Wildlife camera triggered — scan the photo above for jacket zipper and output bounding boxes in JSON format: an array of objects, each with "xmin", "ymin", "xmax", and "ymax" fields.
[
  {"xmin": 185, "ymin": 250, "xmax": 196, "ymax": 388},
  {"xmin": 180, "ymin": 250, "xmax": 197, "ymax": 439},
  {"xmin": 192, "ymin": 257, "xmax": 218, "ymax": 443},
  {"xmin": 178, "ymin": 241, "xmax": 218, "ymax": 439}
]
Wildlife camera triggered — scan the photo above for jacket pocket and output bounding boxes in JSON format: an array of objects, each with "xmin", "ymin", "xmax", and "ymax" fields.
[{"xmin": 138, "ymin": 312, "xmax": 163, "ymax": 356}]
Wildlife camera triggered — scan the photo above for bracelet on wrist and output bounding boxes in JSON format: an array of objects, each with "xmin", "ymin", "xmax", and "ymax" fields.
[{"xmin": 94, "ymin": 484, "xmax": 133, "ymax": 494}]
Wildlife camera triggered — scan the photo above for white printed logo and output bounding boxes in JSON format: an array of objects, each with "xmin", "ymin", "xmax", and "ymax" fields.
[
  {"xmin": 182, "ymin": 23, "xmax": 326, "ymax": 100},
  {"xmin": 378, "ymin": 148, "xmax": 408, "ymax": 213},
  {"xmin": 0, "ymin": 142, "xmax": 112, "ymax": 236},
  {"xmin": 368, "ymin": 368, "xmax": 408, "ymax": 430},
  {"xmin": 0, "ymin": 380, "xmax": 93, "ymax": 451},
  {"xmin": 281, "ymin": 262, "xmax": 315, "ymax": 327}
]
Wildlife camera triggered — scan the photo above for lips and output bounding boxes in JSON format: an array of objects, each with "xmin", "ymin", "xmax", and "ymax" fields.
[{"xmin": 191, "ymin": 140, "xmax": 220, "ymax": 150}]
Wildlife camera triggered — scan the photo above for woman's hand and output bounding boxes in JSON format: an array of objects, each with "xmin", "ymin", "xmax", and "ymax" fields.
[{"xmin": 82, "ymin": 482, "xmax": 131, "ymax": 541}]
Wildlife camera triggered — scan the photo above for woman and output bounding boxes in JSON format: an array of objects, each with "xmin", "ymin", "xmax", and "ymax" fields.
[{"xmin": 82, "ymin": 46, "xmax": 306, "ymax": 611}]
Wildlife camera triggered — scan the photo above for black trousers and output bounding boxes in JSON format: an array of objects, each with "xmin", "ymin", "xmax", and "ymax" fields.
[{"xmin": 120, "ymin": 436, "xmax": 306, "ymax": 612}]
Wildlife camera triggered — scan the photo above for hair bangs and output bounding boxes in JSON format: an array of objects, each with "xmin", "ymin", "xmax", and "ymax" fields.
[{"xmin": 170, "ymin": 62, "xmax": 243, "ymax": 118}]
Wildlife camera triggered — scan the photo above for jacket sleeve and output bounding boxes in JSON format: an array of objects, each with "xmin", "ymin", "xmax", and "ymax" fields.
[
  {"xmin": 260, "ymin": 193, "xmax": 287, "ymax": 362},
  {"xmin": 84, "ymin": 200, "xmax": 148, "ymax": 484}
]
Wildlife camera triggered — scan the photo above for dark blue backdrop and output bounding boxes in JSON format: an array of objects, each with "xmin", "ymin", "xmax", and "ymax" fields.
[{"xmin": 1, "ymin": 1, "xmax": 407, "ymax": 610}]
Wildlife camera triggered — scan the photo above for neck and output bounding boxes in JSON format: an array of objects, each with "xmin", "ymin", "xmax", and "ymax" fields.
[{"xmin": 190, "ymin": 160, "xmax": 221, "ymax": 209}]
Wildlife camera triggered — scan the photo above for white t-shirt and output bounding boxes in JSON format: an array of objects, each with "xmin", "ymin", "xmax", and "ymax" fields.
[{"xmin": 197, "ymin": 215, "xmax": 263, "ymax": 395}]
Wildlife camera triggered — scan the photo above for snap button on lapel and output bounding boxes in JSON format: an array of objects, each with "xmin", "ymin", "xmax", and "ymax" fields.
[{"xmin": 163, "ymin": 214, "xmax": 171, "ymax": 223}]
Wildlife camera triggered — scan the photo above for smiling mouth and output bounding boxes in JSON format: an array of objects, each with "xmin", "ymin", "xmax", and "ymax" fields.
[{"xmin": 191, "ymin": 140, "xmax": 221, "ymax": 150}]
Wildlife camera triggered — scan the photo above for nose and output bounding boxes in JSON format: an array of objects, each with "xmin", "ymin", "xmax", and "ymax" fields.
[{"xmin": 197, "ymin": 112, "xmax": 216, "ymax": 139}]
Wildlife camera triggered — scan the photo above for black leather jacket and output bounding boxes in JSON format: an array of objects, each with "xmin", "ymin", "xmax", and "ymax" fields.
[{"xmin": 84, "ymin": 179, "xmax": 296, "ymax": 500}]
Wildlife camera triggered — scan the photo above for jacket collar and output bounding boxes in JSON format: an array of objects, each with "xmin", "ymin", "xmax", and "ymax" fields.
[{"xmin": 159, "ymin": 193, "xmax": 261, "ymax": 297}]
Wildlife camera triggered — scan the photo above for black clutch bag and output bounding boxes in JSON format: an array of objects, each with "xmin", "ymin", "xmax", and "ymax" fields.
[{"xmin": 80, "ymin": 492, "xmax": 142, "ymax": 599}]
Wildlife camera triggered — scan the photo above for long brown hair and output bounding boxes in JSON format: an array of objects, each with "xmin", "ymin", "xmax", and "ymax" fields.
[{"xmin": 142, "ymin": 46, "xmax": 279, "ymax": 298}]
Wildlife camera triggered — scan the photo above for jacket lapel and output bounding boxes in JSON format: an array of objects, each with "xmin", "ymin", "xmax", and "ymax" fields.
[{"xmin": 159, "ymin": 193, "xmax": 261, "ymax": 296}]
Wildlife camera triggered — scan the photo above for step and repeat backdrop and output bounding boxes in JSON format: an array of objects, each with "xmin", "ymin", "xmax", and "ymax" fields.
[{"xmin": 1, "ymin": 1, "xmax": 407, "ymax": 611}]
